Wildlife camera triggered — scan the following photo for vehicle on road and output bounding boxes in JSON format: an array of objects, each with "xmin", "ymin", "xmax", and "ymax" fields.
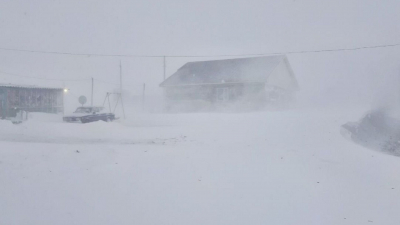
[{"xmin": 63, "ymin": 106, "xmax": 116, "ymax": 123}]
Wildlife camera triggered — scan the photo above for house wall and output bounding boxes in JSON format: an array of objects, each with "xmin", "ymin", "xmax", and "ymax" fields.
[
  {"xmin": 165, "ymin": 83, "xmax": 263, "ymax": 103},
  {"xmin": 163, "ymin": 81, "xmax": 298, "ymax": 112},
  {"xmin": 163, "ymin": 83, "xmax": 268, "ymax": 111},
  {"xmin": 165, "ymin": 85, "xmax": 215, "ymax": 101},
  {"xmin": 267, "ymin": 60, "xmax": 298, "ymax": 92}
]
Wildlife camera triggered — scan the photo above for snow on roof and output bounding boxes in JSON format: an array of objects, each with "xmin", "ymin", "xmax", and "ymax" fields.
[
  {"xmin": 0, "ymin": 77, "xmax": 64, "ymax": 90},
  {"xmin": 0, "ymin": 83, "xmax": 63, "ymax": 90},
  {"xmin": 160, "ymin": 55, "xmax": 293, "ymax": 87}
]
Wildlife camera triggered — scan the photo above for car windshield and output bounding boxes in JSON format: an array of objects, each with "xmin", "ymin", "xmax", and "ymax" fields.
[{"xmin": 74, "ymin": 107, "xmax": 93, "ymax": 113}]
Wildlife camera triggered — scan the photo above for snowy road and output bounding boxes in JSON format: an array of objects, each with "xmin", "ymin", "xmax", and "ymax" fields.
[{"xmin": 1, "ymin": 107, "xmax": 400, "ymax": 225}]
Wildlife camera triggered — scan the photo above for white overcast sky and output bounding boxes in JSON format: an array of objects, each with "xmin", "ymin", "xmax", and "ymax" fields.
[{"xmin": 0, "ymin": 0, "xmax": 399, "ymax": 108}]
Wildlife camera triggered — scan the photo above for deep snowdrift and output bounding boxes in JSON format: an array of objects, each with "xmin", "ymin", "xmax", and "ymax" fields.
[
  {"xmin": 341, "ymin": 108, "xmax": 400, "ymax": 156},
  {"xmin": 1, "ymin": 107, "xmax": 400, "ymax": 225}
]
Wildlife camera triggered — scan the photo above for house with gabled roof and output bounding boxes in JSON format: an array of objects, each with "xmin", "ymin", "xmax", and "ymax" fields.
[{"xmin": 160, "ymin": 55, "xmax": 299, "ymax": 110}]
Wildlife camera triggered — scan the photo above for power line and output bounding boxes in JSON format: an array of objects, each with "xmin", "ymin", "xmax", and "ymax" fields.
[
  {"xmin": 0, "ymin": 43, "xmax": 399, "ymax": 58},
  {"xmin": 0, "ymin": 70, "xmax": 119, "ymax": 86},
  {"xmin": 0, "ymin": 70, "xmax": 88, "ymax": 81},
  {"xmin": 0, "ymin": 47, "xmax": 161, "ymax": 58}
]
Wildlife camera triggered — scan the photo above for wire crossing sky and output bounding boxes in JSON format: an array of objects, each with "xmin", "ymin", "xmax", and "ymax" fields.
[
  {"xmin": 0, "ymin": 42, "xmax": 399, "ymax": 58},
  {"xmin": 0, "ymin": 70, "xmax": 119, "ymax": 87}
]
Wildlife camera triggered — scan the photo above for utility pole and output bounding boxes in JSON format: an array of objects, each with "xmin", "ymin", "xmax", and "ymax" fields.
[
  {"xmin": 119, "ymin": 60, "xmax": 126, "ymax": 119},
  {"xmin": 163, "ymin": 56, "xmax": 166, "ymax": 81},
  {"xmin": 120, "ymin": 60, "xmax": 122, "ymax": 94},
  {"xmin": 398, "ymin": 67, "xmax": 400, "ymax": 107},
  {"xmin": 142, "ymin": 83, "xmax": 146, "ymax": 110},
  {"xmin": 91, "ymin": 77, "xmax": 94, "ymax": 106}
]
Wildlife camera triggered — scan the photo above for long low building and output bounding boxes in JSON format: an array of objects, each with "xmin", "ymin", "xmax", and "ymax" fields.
[{"xmin": 0, "ymin": 83, "xmax": 64, "ymax": 118}]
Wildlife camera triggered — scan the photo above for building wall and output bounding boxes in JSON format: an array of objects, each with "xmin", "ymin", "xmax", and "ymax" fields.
[
  {"xmin": 164, "ymin": 83, "xmax": 269, "ymax": 111},
  {"xmin": 0, "ymin": 87, "xmax": 63, "ymax": 118},
  {"xmin": 165, "ymin": 84, "xmax": 251, "ymax": 101},
  {"xmin": 267, "ymin": 60, "xmax": 298, "ymax": 92},
  {"xmin": 0, "ymin": 88, "xmax": 6, "ymax": 118},
  {"xmin": 163, "ymin": 81, "xmax": 296, "ymax": 112}
]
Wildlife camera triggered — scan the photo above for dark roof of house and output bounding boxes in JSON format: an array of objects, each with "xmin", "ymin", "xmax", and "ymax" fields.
[{"xmin": 160, "ymin": 55, "xmax": 292, "ymax": 87}]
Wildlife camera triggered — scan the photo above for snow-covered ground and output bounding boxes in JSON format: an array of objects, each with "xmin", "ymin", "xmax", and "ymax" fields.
[{"xmin": 1, "ymin": 106, "xmax": 400, "ymax": 225}]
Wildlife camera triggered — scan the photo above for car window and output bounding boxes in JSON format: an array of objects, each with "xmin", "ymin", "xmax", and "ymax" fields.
[
  {"xmin": 75, "ymin": 107, "xmax": 92, "ymax": 113},
  {"xmin": 93, "ymin": 107, "xmax": 102, "ymax": 113}
]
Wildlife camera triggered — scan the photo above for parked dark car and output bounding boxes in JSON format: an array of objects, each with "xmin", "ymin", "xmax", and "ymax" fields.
[{"xmin": 63, "ymin": 106, "xmax": 116, "ymax": 123}]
